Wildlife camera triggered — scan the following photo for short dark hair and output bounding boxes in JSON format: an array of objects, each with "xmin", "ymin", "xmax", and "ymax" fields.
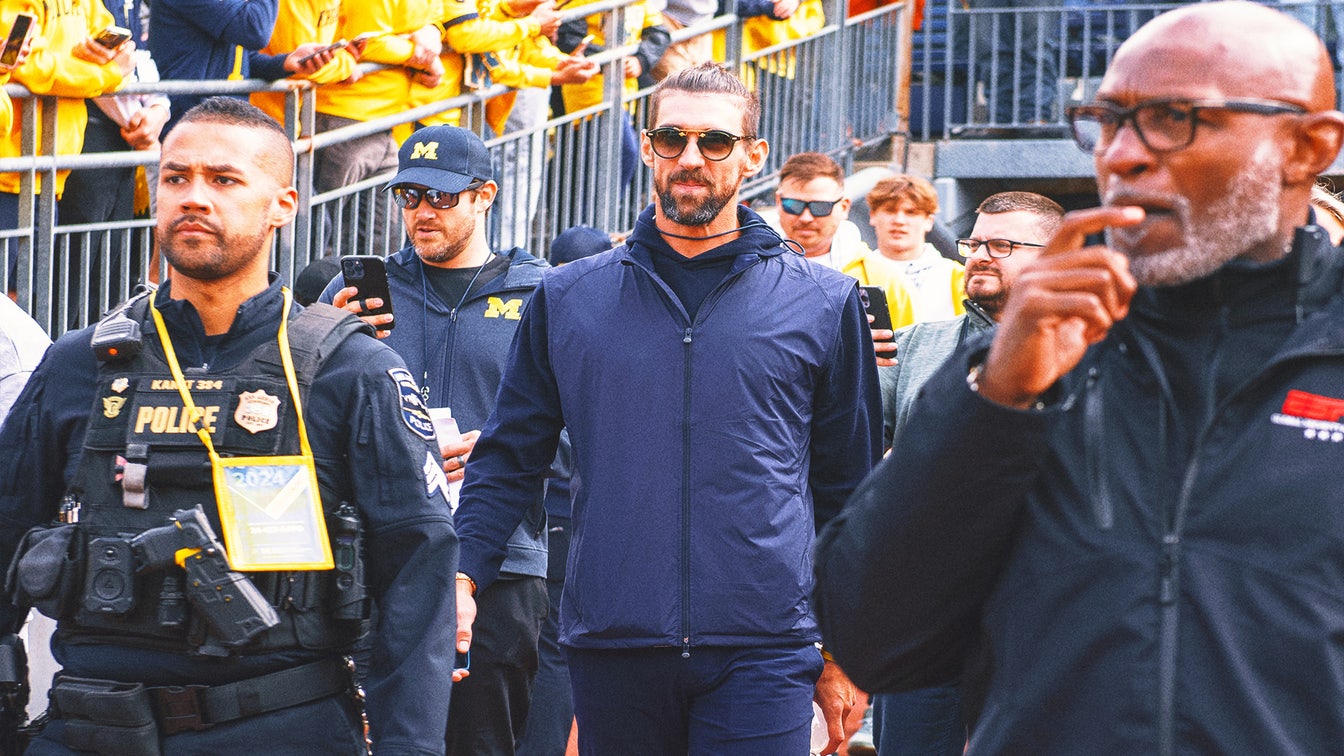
[
  {"xmin": 174, "ymin": 97, "xmax": 295, "ymax": 184},
  {"xmin": 650, "ymin": 62, "xmax": 761, "ymax": 138},
  {"xmin": 977, "ymin": 191, "xmax": 1066, "ymax": 237},
  {"xmin": 779, "ymin": 152, "xmax": 844, "ymax": 186}
]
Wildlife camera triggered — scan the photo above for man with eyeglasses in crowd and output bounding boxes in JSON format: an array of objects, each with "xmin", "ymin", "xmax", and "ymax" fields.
[
  {"xmin": 452, "ymin": 62, "xmax": 879, "ymax": 754},
  {"xmin": 815, "ymin": 3, "xmax": 1344, "ymax": 752},
  {"xmin": 775, "ymin": 152, "xmax": 915, "ymax": 367},
  {"xmin": 880, "ymin": 191, "xmax": 1063, "ymax": 450},
  {"xmin": 320, "ymin": 124, "xmax": 555, "ymax": 755},
  {"xmin": 867, "ymin": 190, "xmax": 1062, "ymax": 756}
]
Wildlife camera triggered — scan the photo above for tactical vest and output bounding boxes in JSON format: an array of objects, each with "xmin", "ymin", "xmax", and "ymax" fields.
[{"xmin": 57, "ymin": 296, "xmax": 371, "ymax": 656}]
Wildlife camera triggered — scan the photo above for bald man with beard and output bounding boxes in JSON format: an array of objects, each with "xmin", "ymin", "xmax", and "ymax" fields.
[{"xmin": 815, "ymin": 3, "xmax": 1344, "ymax": 753}]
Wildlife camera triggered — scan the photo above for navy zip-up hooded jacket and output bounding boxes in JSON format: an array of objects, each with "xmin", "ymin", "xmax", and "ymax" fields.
[
  {"xmin": 455, "ymin": 205, "xmax": 881, "ymax": 651},
  {"xmin": 320, "ymin": 245, "xmax": 551, "ymax": 578}
]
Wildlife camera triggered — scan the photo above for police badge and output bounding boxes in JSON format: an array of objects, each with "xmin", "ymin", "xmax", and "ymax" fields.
[
  {"xmin": 234, "ymin": 389, "xmax": 281, "ymax": 434},
  {"xmin": 102, "ymin": 395, "xmax": 126, "ymax": 418}
]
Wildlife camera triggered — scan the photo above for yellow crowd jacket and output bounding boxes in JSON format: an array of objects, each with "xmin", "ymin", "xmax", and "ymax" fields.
[
  {"xmin": 559, "ymin": 0, "xmax": 662, "ymax": 114},
  {"xmin": 251, "ymin": 0, "xmax": 358, "ymax": 128},
  {"xmin": 315, "ymin": 0, "xmax": 439, "ymax": 122},
  {"xmin": 0, "ymin": 0, "xmax": 124, "ymax": 196}
]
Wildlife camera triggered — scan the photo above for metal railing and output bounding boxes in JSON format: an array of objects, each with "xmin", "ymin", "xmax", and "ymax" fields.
[
  {"xmin": 5, "ymin": 0, "xmax": 907, "ymax": 336},
  {"xmin": 908, "ymin": 0, "xmax": 1344, "ymax": 140}
]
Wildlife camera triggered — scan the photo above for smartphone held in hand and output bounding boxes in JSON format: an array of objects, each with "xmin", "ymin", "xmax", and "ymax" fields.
[
  {"xmin": 858, "ymin": 285, "xmax": 893, "ymax": 343},
  {"xmin": 93, "ymin": 25, "xmax": 132, "ymax": 49},
  {"xmin": 341, "ymin": 255, "xmax": 395, "ymax": 332},
  {"xmin": 0, "ymin": 14, "xmax": 32, "ymax": 66}
]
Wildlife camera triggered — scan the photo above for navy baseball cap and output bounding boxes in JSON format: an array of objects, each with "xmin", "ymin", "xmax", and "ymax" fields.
[{"xmin": 387, "ymin": 125, "xmax": 494, "ymax": 194}]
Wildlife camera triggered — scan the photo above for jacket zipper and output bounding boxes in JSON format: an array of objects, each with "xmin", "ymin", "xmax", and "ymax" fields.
[
  {"xmin": 1083, "ymin": 366, "xmax": 1113, "ymax": 530},
  {"xmin": 1126, "ymin": 296, "xmax": 1344, "ymax": 753},
  {"xmin": 681, "ymin": 325, "xmax": 693, "ymax": 659},
  {"xmin": 622, "ymin": 251, "xmax": 763, "ymax": 658}
]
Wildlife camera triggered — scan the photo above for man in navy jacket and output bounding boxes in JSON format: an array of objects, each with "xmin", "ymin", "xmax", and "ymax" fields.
[
  {"xmin": 454, "ymin": 62, "xmax": 881, "ymax": 754},
  {"xmin": 323, "ymin": 124, "xmax": 552, "ymax": 756},
  {"xmin": 816, "ymin": 4, "xmax": 1344, "ymax": 752}
]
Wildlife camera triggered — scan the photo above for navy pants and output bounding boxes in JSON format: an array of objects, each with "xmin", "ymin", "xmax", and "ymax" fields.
[
  {"xmin": 566, "ymin": 644, "xmax": 822, "ymax": 755},
  {"xmin": 872, "ymin": 685, "xmax": 964, "ymax": 756},
  {"xmin": 516, "ymin": 516, "xmax": 573, "ymax": 756},
  {"xmin": 26, "ymin": 693, "xmax": 365, "ymax": 755}
]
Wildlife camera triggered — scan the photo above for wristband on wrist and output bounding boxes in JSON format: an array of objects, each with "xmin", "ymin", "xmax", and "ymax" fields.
[{"xmin": 455, "ymin": 572, "xmax": 477, "ymax": 596}]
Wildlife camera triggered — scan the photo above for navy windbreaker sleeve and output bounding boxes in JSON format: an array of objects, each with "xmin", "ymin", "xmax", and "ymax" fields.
[
  {"xmin": 454, "ymin": 281, "xmax": 564, "ymax": 590},
  {"xmin": 809, "ymin": 284, "xmax": 882, "ymax": 530},
  {"xmin": 0, "ymin": 334, "xmax": 98, "ymax": 632},
  {"xmin": 247, "ymin": 51, "xmax": 290, "ymax": 81},
  {"xmin": 812, "ymin": 340, "xmax": 1055, "ymax": 694},
  {"xmin": 308, "ymin": 337, "xmax": 458, "ymax": 755},
  {"xmin": 155, "ymin": 0, "xmax": 280, "ymax": 49}
]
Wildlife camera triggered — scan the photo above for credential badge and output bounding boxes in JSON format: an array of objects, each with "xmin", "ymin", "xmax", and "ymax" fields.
[
  {"xmin": 110, "ymin": 377, "xmax": 129, "ymax": 394},
  {"xmin": 102, "ymin": 396, "xmax": 126, "ymax": 418},
  {"xmin": 235, "ymin": 389, "xmax": 281, "ymax": 434}
]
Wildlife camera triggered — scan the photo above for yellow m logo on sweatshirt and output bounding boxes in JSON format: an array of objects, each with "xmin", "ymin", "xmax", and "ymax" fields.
[{"xmin": 484, "ymin": 297, "xmax": 523, "ymax": 320}]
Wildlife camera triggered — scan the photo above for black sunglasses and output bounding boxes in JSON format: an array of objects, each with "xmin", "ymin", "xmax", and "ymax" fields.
[
  {"xmin": 644, "ymin": 127, "xmax": 752, "ymax": 162},
  {"xmin": 390, "ymin": 181, "xmax": 485, "ymax": 210},
  {"xmin": 779, "ymin": 197, "xmax": 842, "ymax": 217}
]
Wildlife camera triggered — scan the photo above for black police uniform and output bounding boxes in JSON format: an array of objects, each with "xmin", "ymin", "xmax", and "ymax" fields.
[{"xmin": 0, "ymin": 278, "xmax": 458, "ymax": 755}]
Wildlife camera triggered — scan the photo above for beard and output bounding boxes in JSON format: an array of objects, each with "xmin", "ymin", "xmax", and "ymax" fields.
[
  {"xmin": 1105, "ymin": 144, "xmax": 1281, "ymax": 287},
  {"xmin": 157, "ymin": 215, "xmax": 270, "ymax": 281},
  {"xmin": 415, "ymin": 232, "xmax": 472, "ymax": 265},
  {"xmin": 964, "ymin": 264, "xmax": 1006, "ymax": 317},
  {"xmin": 408, "ymin": 217, "xmax": 474, "ymax": 265},
  {"xmin": 656, "ymin": 168, "xmax": 736, "ymax": 226}
]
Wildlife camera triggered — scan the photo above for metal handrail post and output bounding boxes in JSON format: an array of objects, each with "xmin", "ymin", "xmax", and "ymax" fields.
[
  {"xmin": 36, "ymin": 96, "xmax": 58, "ymax": 331},
  {"xmin": 828, "ymin": 0, "xmax": 849, "ymax": 154},
  {"xmin": 13, "ymin": 95, "xmax": 35, "ymax": 320},
  {"xmin": 598, "ymin": 2, "xmax": 627, "ymax": 233},
  {"xmin": 723, "ymin": 0, "xmax": 742, "ymax": 70}
]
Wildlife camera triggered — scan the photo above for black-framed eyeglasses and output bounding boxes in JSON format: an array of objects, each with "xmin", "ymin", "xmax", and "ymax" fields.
[
  {"xmin": 779, "ymin": 197, "xmax": 843, "ymax": 217},
  {"xmin": 390, "ymin": 181, "xmax": 486, "ymax": 210},
  {"xmin": 1065, "ymin": 97, "xmax": 1307, "ymax": 154},
  {"xmin": 956, "ymin": 238, "xmax": 1046, "ymax": 259},
  {"xmin": 643, "ymin": 127, "xmax": 752, "ymax": 162}
]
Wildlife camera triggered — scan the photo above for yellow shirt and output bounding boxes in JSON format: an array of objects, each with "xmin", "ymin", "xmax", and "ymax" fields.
[
  {"xmin": 559, "ymin": 0, "xmax": 662, "ymax": 114},
  {"xmin": 315, "ymin": 0, "xmax": 438, "ymax": 122},
  {"xmin": 0, "ymin": 0, "xmax": 124, "ymax": 196},
  {"xmin": 412, "ymin": 0, "xmax": 536, "ymax": 127},
  {"xmin": 251, "ymin": 0, "xmax": 357, "ymax": 128},
  {"xmin": 831, "ymin": 241, "xmax": 917, "ymax": 332}
]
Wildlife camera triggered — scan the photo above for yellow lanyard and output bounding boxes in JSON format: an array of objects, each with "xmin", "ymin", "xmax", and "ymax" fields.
[{"xmin": 148, "ymin": 287, "xmax": 315, "ymax": 462}]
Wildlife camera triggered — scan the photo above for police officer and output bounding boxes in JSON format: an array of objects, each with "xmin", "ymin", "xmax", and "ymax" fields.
[
  {"xmin": 321, "ymin": 124, "xmax": 553, "ymax": 756},
  {"xmin": 0, "ymin": 97, "xmax": 458, "ymax": 755}
]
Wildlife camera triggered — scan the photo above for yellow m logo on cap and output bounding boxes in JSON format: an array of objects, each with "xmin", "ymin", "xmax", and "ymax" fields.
[
  {"xmin": 484, "ymin": 297, "xmax": 523, "ymax": 320},
  {"xmin": 410, "ymin": 141, "xmax": 439, "ymax": 161}
]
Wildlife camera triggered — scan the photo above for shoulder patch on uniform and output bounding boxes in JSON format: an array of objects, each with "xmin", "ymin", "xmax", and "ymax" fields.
[
  {"xmin": 424, "ymin": 449, "xmax": 452, "ymax": 508},
  {"xmin": 388, "ymin": 368, "xmax": 436, "ymax": 441}
]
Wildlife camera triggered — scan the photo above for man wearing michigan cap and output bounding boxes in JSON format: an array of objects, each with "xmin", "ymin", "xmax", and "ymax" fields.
[{"xmin": 321, "ymin": 124, "xmax": 556, "ymax": 755}]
